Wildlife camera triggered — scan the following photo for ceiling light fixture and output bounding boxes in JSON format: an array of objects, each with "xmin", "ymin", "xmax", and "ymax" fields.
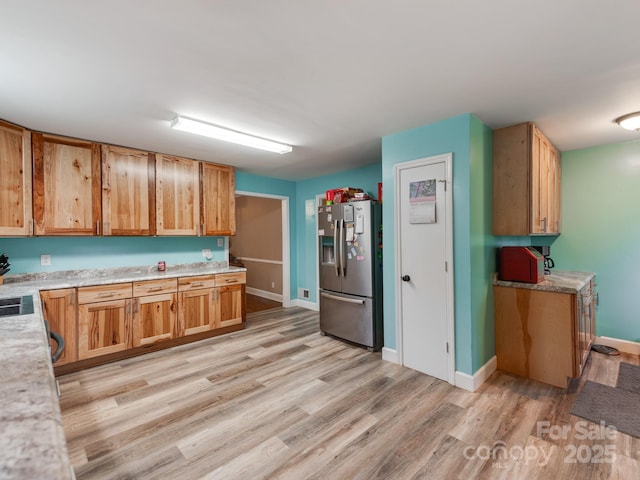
[
  {"xmin": 170, "ymin": 116, "xmax": 292, "ymax": 154},
  {"xmin": 615, "ymin": 112, "xmax": 640, "ymax": 132}
]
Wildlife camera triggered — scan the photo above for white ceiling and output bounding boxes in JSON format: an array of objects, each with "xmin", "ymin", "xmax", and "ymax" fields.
[{"xmin": 2, "ymin": 1, "xmax": 640, "ymax": 180}]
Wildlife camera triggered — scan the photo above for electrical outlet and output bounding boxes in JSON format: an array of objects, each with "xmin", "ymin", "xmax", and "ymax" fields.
[
  {"xmin": 217, "ymin": 238, "xmax": 224, "ymax": 247},
  {"xmin": 202, "ymin": 248, "xmax": 212, "ymax": 259},
  {"xmin": 40, "ymin": 254, "xmax": 51, "ymax": 266},
  {"xmin": 303, "ymin": 289, "xmax": 310, "ymax": 299},
  {"xmin": 271, "ymin": 282, "xmax": 275, "ymax": 289}
]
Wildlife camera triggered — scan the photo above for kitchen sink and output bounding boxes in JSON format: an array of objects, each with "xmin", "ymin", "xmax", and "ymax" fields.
[{"xmin": 0, "ymin": 295, "xmax": 34, "ymax": 317}]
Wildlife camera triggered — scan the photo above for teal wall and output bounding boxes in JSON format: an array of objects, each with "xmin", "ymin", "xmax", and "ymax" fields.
[
  {"xmin": 552, "ymin": 139, "xmax": 640, "ymax": 342},
  {"xmin": 235, "ymin": 171, "xmax": 298, "ymax": 300},
  {"xmin": 469, "ymin": 116, "xmax": 497, "ymax": 372},
  {"xmin": 382, "ymin": 113, "xmax": 494, "ymax": 375},
  {"xmin": 295, "ymin": 163, "xmax": 382, "ymax": 302},
  {"xmin": 0, "ymin": 236, "xmax": 227, "ymax": 273}
]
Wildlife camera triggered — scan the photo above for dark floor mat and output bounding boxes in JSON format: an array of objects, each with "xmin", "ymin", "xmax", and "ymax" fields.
[
  {"xmin": 570, "ymin": 380, "xmax": 640, "ymax": 438},
  {"xmin": 617, "ymin": 362, "xmax": 640, "ymax": 394}
]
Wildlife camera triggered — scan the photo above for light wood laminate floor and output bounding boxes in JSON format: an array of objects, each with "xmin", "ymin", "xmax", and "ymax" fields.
[{"xmin": 59, "ymin": 307, "xmax": 640, "ymax": 479}]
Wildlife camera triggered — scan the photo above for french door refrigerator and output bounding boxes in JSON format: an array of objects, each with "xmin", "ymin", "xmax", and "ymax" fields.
[{"xmin": 318, "ymin": 199, "xmax": 382, "ymax": 350}]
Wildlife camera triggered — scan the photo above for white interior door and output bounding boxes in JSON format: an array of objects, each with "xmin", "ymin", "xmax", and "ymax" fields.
[{"xmin": 395, "ymin": 154, "xmax": 454, "ymax": 382}]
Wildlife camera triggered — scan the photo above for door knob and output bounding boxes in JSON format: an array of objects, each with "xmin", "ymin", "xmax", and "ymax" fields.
[{"xmin": 402, "ymin": 275, "xmax": 411, "ymax": 282}]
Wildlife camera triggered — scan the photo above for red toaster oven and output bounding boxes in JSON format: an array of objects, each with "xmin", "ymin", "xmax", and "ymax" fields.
[{"xmin": 499, "ymin": 247, "xmax": 545, "ymax": 284}]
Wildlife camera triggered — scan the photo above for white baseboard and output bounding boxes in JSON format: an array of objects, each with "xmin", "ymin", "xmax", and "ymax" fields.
[
  {"xmin": 594, "ymin": 336, "xmax": 640, "ymax": 355},
  {"xmin": 245, "ymin": 287, "xmax": 282, "ymax": 303},
  {"xmin": 455, "ymin": 356, "xmax": 497, "ymax": 392},
  {"xmin": 382, "ymin": 347, "xmax": 399, "ymax": 364},
  {"xmin": 291, "ymin": 298, "xmax": 319, "ymax": 311}
]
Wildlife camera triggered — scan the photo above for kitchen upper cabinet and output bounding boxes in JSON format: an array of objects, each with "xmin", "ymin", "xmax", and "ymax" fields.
[
  {"xmin": 156, "ymin": 154, "xmax": 200, "ymax": 236},
  {"xmin": 32, "ymin": 133, "xmax": 101, "ymax": 236},
  {"xmin": 40, "ymin": 288, "xmax": 77, "ymax": 366},
  {"xmin": 0, "ymin": 121, "xmax": 32, "ymax": 236},
  {"xmin": 177, "ymin": 275, "xmax": 217, "ymax": 335},
  {"xmin": 132, "ymin": 279, "xmax": 177, "ymax": 347},
  {"xmin": 493, "ymin": 122, "xmax": 561, "ymax": 236},
  {"xmin": 77, "ymin": 283, "xmax": 133, "ymax": 359},
  {"xmin": 201, "ymin": 162, "xmax": 236, "ymax": 236},
  {"xmin": 101, "ymin": 145, "xmax": 156, "ymax": 236}
]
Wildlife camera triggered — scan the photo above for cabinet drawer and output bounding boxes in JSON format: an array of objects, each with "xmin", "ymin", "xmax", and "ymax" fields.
[
  {"xmin": 77, "ymin": 283, "xmax": 132, "ymax": 304},
  {"xmin": 133, "ymin": 278, "xmax": 177, "ymax": 296},
  {"xmin": 178, "ymin": 275, "xmax": 216, "ymax": 291},
  {"xmin": 215, "ymin": 272, "xmax": 246, "ymax": 286}
]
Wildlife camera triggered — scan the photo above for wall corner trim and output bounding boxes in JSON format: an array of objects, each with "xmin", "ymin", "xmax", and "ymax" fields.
[
  {"xmin": 381, "ymin": 347, "xmax": 400, "ymax": 364},
  {"xmin": 455, "ymin": 356, "xmax": 497, "ymax": 392}
]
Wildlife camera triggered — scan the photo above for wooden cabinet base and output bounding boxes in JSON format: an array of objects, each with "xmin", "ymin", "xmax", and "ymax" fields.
[{"xmin": 53, "ymin": 321, "xmax": 245, "ymax": 376}]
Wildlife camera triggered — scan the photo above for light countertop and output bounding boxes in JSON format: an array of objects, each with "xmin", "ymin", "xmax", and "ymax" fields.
[
  {"xmin": 493, "ymin": 270, "xmax": 595, "ymax": 294},
  {"xmin": 0, "ymin": 262, "xmax": 245, "ymax": 480}
]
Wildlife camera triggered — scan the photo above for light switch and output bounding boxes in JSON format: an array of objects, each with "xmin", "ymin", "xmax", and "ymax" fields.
[{"xmin": 40, "ymin": 254, "xmax": 51, "ymax": 266}]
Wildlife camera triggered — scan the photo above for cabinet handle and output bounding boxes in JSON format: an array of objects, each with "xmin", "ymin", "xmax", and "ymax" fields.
[
  {"xmin": 105, "ymin": 222, "xmax": 110, "ymax": 235},
  {"xmin": 201, "ymin": 224, "xmax": 205, "ymax": 236},
  {"xmin": 96, "ymin": 221, "xmax": 100, "ymax": 235},
  {"xmin": 69, "ymin": 291, "xmax": 75, "ymax": 306},
  {"xmin": 225, "ymin": 279, "xmax": 236, "ymax": 283},
  {"xmin": 98, "ymin": 292, "xmax": 115, "ymax": 298},
  {"xmin": 135, "ymin": 299, "xmax": 139, "ymax": 313},
  {"xmin": 29, "ymin": 218, "xmax": 34, "ymax": 235},
  {"xmin": 542, "ymin": 217, "xmax": 547, "ymax": 232},
  {"xmin": 147, "ymin": 286, "xmax": 162, "ymax": 292}
]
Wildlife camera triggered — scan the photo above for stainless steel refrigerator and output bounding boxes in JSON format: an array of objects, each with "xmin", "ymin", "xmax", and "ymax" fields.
[{"xmin": 318, "ymin": 200, "xmax": 382, "ymax": 350}]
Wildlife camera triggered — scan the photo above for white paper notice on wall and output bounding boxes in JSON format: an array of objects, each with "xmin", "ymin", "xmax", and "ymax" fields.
[
  {"xmin": 318, "ymin": 229, "xmax": 325, "ymax": 236},
  {"xmin": 409, "ymin": 179, "xmax": 436, "ymax": 224}
]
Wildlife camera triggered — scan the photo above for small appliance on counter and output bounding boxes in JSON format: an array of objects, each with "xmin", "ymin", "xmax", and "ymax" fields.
[
  {"xmin": 0, "ymin": 253, "xmax": 10, "ymax": 283},
  {"xmin": 532, "ymin": 245, "xmax": 555, "ymax": 275},
  {"xmin": 498, "ymin": 246, "xmax": 544, "ymax": 284}
]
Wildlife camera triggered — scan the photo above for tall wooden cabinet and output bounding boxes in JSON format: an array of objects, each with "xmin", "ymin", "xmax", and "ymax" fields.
[
  {"xmin": 40, "ymin": 288, "xmax": 77, "ymax": 366},
  {"xmin": 493, "ymin": 122, "xmax": 561, "ymax": 236},
  {"xmin": 101, "ymin": 145, "xmax": 156, "ymax": 236},
  {"xmin": 156, "ymin": 154, "xmax": 200, "ymax": 236},
  {"xmin": 32, "ymin": 133, "xmax": 101, "ymax": 236},
  {"xmin": 0, "ymin": 121, "xmax": 32, "ymax": 236},
  {"xmin": 201, "ymin": 162, "xmax": 236, "ymax": 236}
]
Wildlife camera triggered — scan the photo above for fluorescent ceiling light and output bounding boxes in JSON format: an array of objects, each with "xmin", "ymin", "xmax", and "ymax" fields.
[
  {"xmin": 615, "ymin": 112, "xmax": 640, "ymax": 132},
  {"xmin": 170, "ymin": 116, "xmax": 292, "ymax": 154}
]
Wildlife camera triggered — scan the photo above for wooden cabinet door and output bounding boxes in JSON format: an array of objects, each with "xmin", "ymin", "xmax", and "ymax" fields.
[
  {"xmin": 178, "ymin": 288, "xmax": 217, "ymax": 336},
  {"xmin": 40, "ymin": 288, "xmax": 77, "ymax": 366},
  {"xmin": 102, "ymin": 145, "xmax": 155, "ymax": 236},
  {"xmin": 218, "ymin": 284, "xmax": 245, "ymax": 329},
  {"xmin": 201, "ymin": 162, "xmax": 236, "ymax": 236},
  {"xmin": 156, "ymin": 154, "xmax": 200, "ymax": 235},
  {"xmin": 78, "ymin": 299, "xmax": 132, "ymax": 359},
  {"xmin": 32, "ymin": 133, "xmax": 101, "ymax": 235},
  {"xmin": 548, "ymin": 147, "xmax": 562, "ymax": 234},
  {"xmin": 132, "ymin": 293, "xmax": 177, "ymax": 347},
  {"xmin": 0, "ymin": 121, "xmax": 32, "ymax": 236}
]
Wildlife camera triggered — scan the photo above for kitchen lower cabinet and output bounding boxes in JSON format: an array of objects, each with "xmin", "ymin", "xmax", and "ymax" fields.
[
  {"xmin": 40, "ymin": 288, "xmax": 77, "ymax": 366},
  {"xmin": 77, "ymin": 283, "xmax": 133, "ymax": 359},
  {"xmin": 132, "ymin": 279, "xmax": 178, "ymax": 347},
  {"xmin": 178, "ymin": 275, "xmax": 218, "ymax": 336},
  {"xmin": 218, "ymin": 284, "xmax": 244, "ymax": 328},
  {"xmin": 494, "ymin": 278, "xmax": 596, "ymax": 388}
]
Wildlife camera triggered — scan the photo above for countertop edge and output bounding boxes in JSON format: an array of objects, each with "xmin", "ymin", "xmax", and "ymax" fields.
[{"xmin": 493, "ymin": 270, "xmax": 595, "ymax": 294}]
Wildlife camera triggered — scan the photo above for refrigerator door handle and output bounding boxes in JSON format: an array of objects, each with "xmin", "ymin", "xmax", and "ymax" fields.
[
  {"xmin": 340, "ymin": 219, "xmax": 346, "ymax": 276},
  {"xmin": 334, "ymin": 219, "xmax": 340, "ymax": 277},
  {"xmin": 321, "ymin": 292, "xmax": 365, "ymax": 305}
]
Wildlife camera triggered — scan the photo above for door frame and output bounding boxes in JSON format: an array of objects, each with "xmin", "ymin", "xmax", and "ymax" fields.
[
  {"xmin": 393, "ymin": 153, "xmax": 455, "ymax": 384},
  {"xmin": 235, "ymin": 191, "xmax": 291, "ymax": 307}
]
